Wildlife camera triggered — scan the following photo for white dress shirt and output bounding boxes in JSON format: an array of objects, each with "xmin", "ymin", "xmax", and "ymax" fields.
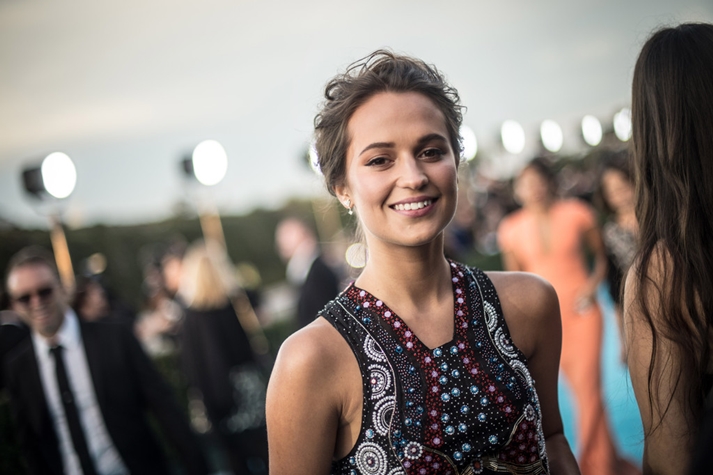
[{"xmin": 32, "ymin": 310, "xmax": 128, "ymax": 475}]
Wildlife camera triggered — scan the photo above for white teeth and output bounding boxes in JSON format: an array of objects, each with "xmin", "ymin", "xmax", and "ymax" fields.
[{"xmin": 393, "ymin": 199, "xmax": 432, "ymax": 211}]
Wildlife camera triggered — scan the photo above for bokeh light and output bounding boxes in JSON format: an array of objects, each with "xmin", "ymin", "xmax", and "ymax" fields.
[
  {"xmin": 41, "ymin": 152, "xmax": 77, "ymax": 199},
  {"xmin": 581, "ymin": 115, "xmax": 603, "ymax": 147},
  {"xmin": 613, "ymin": 107, "xmax": 632, "ymax": 142},
  {"xmin": 540, "ymin": 120, "xmax": 564, "ymax": 153},
  {"xmin": 308, "ymin": 140, "xmax": 322, "ymax": 176},
  {"xmin": 192, "ymin": 140, "xmax": 228, "ymax": 186},
  {"xmin": 501, "ymin": 120, "xmax": 526, "ymax": 154},
  {"xmin": 345, "ymin": 242, "xmax": 367, "ymax": 269},
  {"xmin": 460, "ymin": 125, "xmax": 478, "ymax": 162}
]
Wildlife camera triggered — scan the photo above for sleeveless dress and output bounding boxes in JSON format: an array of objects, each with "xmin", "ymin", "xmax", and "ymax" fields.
[{"xmin": 321, "ymin": 261, "xmax": 549, "ymax": 475}]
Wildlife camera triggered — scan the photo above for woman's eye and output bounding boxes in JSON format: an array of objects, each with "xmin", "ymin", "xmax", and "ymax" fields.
[
  {"xmin": 422, "ymin": 148, "xmax": 444, "ymax": 159},
  {"xmin": 366, "ymin": 157, "xmax": 388, "ymax": 166}
]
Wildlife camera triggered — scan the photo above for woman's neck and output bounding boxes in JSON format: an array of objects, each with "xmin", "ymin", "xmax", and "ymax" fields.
[
  {"xmin": 355, "ymin": 236, "xmax": 452, "ymax": 311},
  {"xmin": 523, "ymin": 197, "xmax": 554, "ymax": 215}
]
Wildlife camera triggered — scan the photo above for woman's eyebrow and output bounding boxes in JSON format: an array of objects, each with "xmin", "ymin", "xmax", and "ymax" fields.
[{"xmin": 359, "ymin": 142, "xmax": 394, "ymax": 156}]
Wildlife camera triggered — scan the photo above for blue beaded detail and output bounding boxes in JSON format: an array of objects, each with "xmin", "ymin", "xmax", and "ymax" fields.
[
  {"xmin": 445, "ymin": 425, "xmax": 455, "ymax": 435},
  {"xmin": 454, "ymin": 451, "xmax": 463, "ymax": 461},
  {"xmin": 460, "ymin": 405, "xmax": 470, "ymax": 414},
  {"xmin": 478, "ymin": 413, "xmax": 487, "ymax": 422},
  {"xmin": 462, "ymin": 443, "xmax": 472, "ymax": 452},
  {"xmin": 470, "ymin": 385, "xmax": 479, "ymax": 394},
  {"xmin": 489, "ymin": 435, "xmax": 498, "ymax": 444},
  {"xmin": 441, "ymin": 393, "xmax": 451, "ymax": 402},
  {"xmin": 451, "ymin": 388, "xmax": 461, "ymax": 397},
  {"xmin": 439, "ymin": 376, "xmax": 448, "ymax": 385},
  {"xmin": 451, "ymin": 369, "xmax": 461, "ymax": 378},
  {"xmin": 441, "ymin": 413, "xmax": 450, "ymax": 423},
  {"xmin": 433, "ymin": 348, "xmax": 443, "ymax": 357},
  {"xmin": 480, "ymin": 397, "xmax": 489, "ymax": 406}
]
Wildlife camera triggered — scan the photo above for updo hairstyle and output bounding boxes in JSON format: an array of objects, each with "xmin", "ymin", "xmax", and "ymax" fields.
[{"xmin": 314, "ymin": 49, "xmax": 464, "ymax": 197}]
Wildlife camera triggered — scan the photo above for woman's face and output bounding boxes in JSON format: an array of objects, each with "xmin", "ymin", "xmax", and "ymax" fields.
[
  {"xmin": 601, "ymin": 168, "xmax": 634, "ymax": 213},
  {"xmin": 335, "ymin": 91, "xmax": 458, "ymax": 251},
  {"xmin": 514, "ymin": 167, "xmax": 551, "ymax": 206}
]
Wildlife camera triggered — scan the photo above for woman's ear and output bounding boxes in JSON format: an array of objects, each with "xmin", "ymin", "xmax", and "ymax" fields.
[{"xmin": 334, "ymin": 184, "xmax": 350, "ymax": 210}]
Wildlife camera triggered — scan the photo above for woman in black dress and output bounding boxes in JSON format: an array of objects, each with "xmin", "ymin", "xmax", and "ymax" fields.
[
  {"xmin": 266, "ymin": 50, "xmax": 579, "ymax": 475},
  {"xmin": 177, "ymin": 240, "xmax": 268, "ymax": 475}
]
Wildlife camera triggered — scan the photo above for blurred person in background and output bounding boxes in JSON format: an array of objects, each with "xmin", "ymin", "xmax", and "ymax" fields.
[
  {"xmin": 275, "ymin": 217, "xmax": 340, "ymax": 330},
  {"xmin": 135, "ymin": 242, "xmax": 186, "ymax": 355},
  {"xmin": 498, "ymin": 158, "xmax": 638, "ymax": 475},
  {"xmin": 177, "ymin": 240, "xmax": 268, "ymax": 475},
  {"xmin": 2, "ymin": 246, "xmax": 209, "ymax": 475},
  {"xmin": 268, "ymin": 50, "xmax": 579, "ymax": 475},
  {"xmin": 624, "ymin": 23, "xmax": 713, "ymax": 475},
  {"xmin": 597, "ymin": 152, "xmax": 638, "ymax": 361},
  {"xmin": 72, "ymin": 277, "xmax": 112, "ymax": 323}
]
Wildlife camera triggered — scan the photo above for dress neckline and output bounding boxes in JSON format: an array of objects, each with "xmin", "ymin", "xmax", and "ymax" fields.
[{"xmin": 347, "ymin": 261, "xmax": 468, "ymax": 351}]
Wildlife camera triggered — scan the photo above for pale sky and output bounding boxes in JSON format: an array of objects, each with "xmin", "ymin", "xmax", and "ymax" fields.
[{"xmin": 1, "ymin": 0, "xmax": 711, "ymax": 228}]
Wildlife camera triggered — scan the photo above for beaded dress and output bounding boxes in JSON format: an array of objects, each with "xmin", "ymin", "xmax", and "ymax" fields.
[{"xmin": 321, "ymin": 262, "xmax": 549, "ymax": 475}]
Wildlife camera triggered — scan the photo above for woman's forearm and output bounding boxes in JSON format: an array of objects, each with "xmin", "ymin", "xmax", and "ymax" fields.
[{"xmin": 545, "ymin": 433, "xmax": 581, "ymax": 475}]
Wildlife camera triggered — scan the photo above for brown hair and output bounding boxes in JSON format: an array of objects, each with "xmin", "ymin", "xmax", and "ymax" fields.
[
  {"xmin": 4, "ymin": 246, "xmax": 60, "ymax": 291},
  {"xmin": 314, "ymin": 49, "xmax": 464, "ymax": 196},
  {"xmin": 631, "ymin": 23, "xmax": 713, "ymax": 430}
]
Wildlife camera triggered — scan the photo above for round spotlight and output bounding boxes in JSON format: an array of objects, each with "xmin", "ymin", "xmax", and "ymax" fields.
[
  {"xmin": 613, "ymin": 107, "xmax": 632, "ymax": 142},
  {"xmin": 41, "ymin": 152, "xmax": 77, "ymax": 199},
  {"xmin": 501, "ymin": 120, "xmax": 525, "ymax": 154},
  {"xmin": 581, "ymin": 115, "xmax": 603, "ymax": 147},
  {"xmin": 540, "ymin": 120, "xmax": 563, "ymax": 153},
  {"xmin": 460, "ymin": 125, "xmax": 478, "ymax": 162},
  {"xmin": 345, "ymin": 242, "xmax": 368, "ymax": 269},
  {"xmin": 192, "ymin": 140, "xmax": 228, "ymax": 186},
  {"xmin": 308, "ymin": 140, "xmax": 322, "ymax": 176}
]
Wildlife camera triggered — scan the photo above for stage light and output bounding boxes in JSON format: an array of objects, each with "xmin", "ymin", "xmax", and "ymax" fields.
[
  {"xmin": 540, "ymin": 120, "xmax": 563, "ymax": 153},
  {"xmin": 581, "ymin": 115, "xmax": 603, "ymax": 147},
  {"xmin": 22, "ymin": 152, "xmax": 77, "ymax": 199},
  {"xmin": 191, "ymin": 140, "xmax": 228, "ymax": 186},
  {"xmin": 501, "ymin": 120, "xmax": 525, "ymax": 154},
  {"xmin": 613, "ymin": 107, "xmax": 632, "ymax": 142},
  {"xmin": 460, "ymin": 125, "xmax": 478, "ymax": 162}
]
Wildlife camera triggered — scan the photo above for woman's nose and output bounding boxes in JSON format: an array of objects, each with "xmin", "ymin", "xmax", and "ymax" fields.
[{"xmin": 397, "ymin": 157, "xmax": 428, "ymax": 189}]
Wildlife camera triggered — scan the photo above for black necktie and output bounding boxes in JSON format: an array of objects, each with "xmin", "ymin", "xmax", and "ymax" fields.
[{"xmin": 49, "ymin": 345, "xmax": 98, "ymax": 475}]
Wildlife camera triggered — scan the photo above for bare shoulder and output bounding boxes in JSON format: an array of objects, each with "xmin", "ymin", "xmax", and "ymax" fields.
[
  {"xmin": 485, "ymin": 271, "xmax": 560, "ymax": 358},
  {"xmin": 271, "ymin": 317, "xmax": 352, "ymax": 382}
]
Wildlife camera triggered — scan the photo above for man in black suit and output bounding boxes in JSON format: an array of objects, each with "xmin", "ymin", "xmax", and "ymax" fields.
[
  {"xmin": 275, "ymin": 218, "xmax": 341, "ymax": 329},
  {"xmin": 2, "ymin": 247, "xmax": 210, "ymax": 475}
]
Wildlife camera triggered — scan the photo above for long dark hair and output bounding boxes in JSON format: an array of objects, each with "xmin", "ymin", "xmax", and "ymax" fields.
[{"xmin": 631, "ymin": 23, "xmax": 713, "ymax": 430}]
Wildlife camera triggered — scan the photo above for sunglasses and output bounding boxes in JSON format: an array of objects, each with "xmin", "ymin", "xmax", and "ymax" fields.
[{"xmin": 13, "ymin": 286, "xmax": 55, "ymax": 305}]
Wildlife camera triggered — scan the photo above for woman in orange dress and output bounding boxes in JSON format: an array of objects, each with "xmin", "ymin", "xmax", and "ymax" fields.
[{"xmin": 498, "ymin": 158, "xmax": 634, "ymax": 475}]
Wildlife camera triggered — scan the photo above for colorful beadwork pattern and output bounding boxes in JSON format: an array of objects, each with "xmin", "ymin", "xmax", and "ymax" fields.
[{"xmin": 322, "ymin": 262, "xmax": 549, "ymax": 475}]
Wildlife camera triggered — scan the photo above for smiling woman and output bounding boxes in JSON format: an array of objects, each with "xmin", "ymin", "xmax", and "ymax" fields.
[{"xmin": 265, "ymin": 50, "xmax": 580, "ymax": 475}]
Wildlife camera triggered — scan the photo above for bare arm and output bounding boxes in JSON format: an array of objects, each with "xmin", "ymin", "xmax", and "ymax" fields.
[
  {"xmin": 579, "ymin": 225, "xmax": 608, "ymax": 305},
  {"xmin": 623, "ymin": 264, "xmax": 694, "ymax": 474},
  {"xmin": 266, "ymin": 320, "xmax": 354, "ymax": 475},
  {"xmin": 491, "ymin": 272, "xmax": 580, "ymax": 474}
]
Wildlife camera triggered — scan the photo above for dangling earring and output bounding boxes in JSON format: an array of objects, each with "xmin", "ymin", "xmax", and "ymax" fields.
[{"xmin": 345, "ymin": 199, "xmax": 353, "ymax": 215}]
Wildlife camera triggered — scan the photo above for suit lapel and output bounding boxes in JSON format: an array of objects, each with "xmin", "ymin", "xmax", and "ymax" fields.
[
  {"xmin": 79, "ymin": 322, "xmax": 107, "ymax": 411},
  {"xmin": 15, "ymin": 339, "xmax": 52, "ymax": 435}
]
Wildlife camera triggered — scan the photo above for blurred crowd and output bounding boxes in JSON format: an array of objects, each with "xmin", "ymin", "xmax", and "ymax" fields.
[{"xmin": 0, "ymin": 142, "xmax": 640, "ymax": 475}]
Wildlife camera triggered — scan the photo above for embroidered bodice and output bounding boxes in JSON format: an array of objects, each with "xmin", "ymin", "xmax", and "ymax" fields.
[{"xmin": 321, "ymin": 262, "xmax": 549, "ymax": 475}]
